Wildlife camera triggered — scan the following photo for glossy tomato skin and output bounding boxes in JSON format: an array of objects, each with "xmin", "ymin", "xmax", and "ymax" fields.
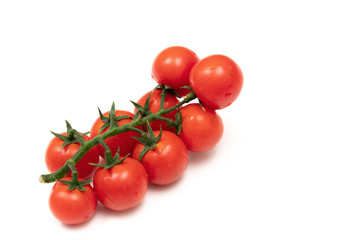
[
  {"xmin": 135, "ymin": 89, "xmax": 180, "ymax": 132},
  {"xmin": 179, "ymin": 103, "xmax": 223, "ymax": 152},
  {"xmin": 189, "ymin": 54, "xmax": 243, "ymax": 110},
  {"xmin": 132, "ymin": 130, "xmax": 189, "ymax": 185},
  {"xmin": 45, "ymin": 133, "xmax": 100, "ymax": 180},
  {"xmin": 49, "ymin": 178, "xmax": 97, "ymax": 225},
  {"xmin": 90, "ymin": 110, "xmax": 141, "ymax": 157},
  {"xmin": 93, "ymin": 157, "xmax": 148, "ymax": 211},
  {"xmin": 152, "ymin": 46, "xmax": 199, "ymax": 95}
]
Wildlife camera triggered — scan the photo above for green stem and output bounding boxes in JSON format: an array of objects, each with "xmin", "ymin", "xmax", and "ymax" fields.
[
  {"xmin": 96, "ymin": 136, "xmax": 115, "ymax": 165},
  {"xmin": 150, "ymin": 116, "xmax": 176, "ymax": 127},
  {"xmin": 39, "ymin": 90, "xmax": 196, "ymax": 183}
]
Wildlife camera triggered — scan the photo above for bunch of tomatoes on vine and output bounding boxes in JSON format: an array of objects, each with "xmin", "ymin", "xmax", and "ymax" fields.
[{"xmin": 40, "ymin": 46, "xmax": 244, "ymax": 225}]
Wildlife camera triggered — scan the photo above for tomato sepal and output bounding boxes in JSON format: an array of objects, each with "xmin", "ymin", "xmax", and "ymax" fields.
[
  {"xmin": 130, "ymin": 93, "xmax": 153, "ymax": 121},
  {"xmin": 179, "ymin": 85, "xmax": 192, "ymax": 90},
  {"xmin": 154, "ymin": 84, "xmax": 181, "ymax": 98},
  {"xmin": 57, "ymin": 163, "xmax": 92, "ymax": 191},
  {"xmin": 90, "ymin": 146, "xmax": 128, "ymax": 170},
  {"xmin": 51, "ymin": 121, "xmax": 89, "ymax": 148},
  {"xmin": 97, "ymin": 102, "xmax": 133, "ymax": 135},
  {"xmin": 174, "ymin": 110, "xmax": 183, "ymax": 135},
  {"xmin": 132, "ymin": 122, "xmax": 162, "ymax": 161},
  {"xmin": 58, "ymin": 179, "xmax": 93, "ymax": 191}
]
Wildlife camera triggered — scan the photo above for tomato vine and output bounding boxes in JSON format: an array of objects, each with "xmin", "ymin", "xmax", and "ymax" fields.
[{"xmin": 39, "ymin": 90, "xmax": 197, "ymax": 183}]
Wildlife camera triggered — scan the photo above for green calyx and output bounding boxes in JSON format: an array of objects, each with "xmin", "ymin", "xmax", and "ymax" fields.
[
  {"xmin": 90, "ymin": 138, "xmax": 128, "ymax": 169},
  {"xmin": 51, "ymin": 121, "xmax": 89, "ymax": 148},
  {"xmin": 174, "ymin": 110, "xmax": 183, "ymax": 135},
  {"xmin": 58, "ymin": 163, "xmax": 92, "ymax": 191},
  {"xmin": 131, "ymin": 93, "xmax": 153, "ymax": 121},
  {"xmin": 133, "ymin": 121, "xmax": 162, "ymax": 162},
  {"xmin": 131, "ymin": 87, "xmax": 183, "ymax": 134},
  {"xmin": 97, "ymin": 102, "xmax": 132, "ymax": 135},
  {"xmin": 131, "ymin": 86, "xmax": 178, "ymax": 121},
  {"xmin": 154, "ymin": 84, "xmax": 181, "ymax": 98}
]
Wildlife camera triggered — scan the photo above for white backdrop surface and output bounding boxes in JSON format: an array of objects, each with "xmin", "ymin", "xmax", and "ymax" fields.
[{"xmin": 0, "ymin": 1, "xmax": 341, "ymax": 239}]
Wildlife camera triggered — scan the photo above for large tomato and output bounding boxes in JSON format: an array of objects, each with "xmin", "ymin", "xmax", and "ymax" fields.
[
  {"xmin": 90, "ymin": 110, "xmax": 141, "ymax": 157},
  {"xmin": 92, "ymin": 157, "xmax": 148, "ymax": 211},
  {"xmin": 152, "ymin": 46, "xmax": 199, "ymax": 95},
  {"xmin": 132, "ymin": 130, "xmax": 188, "ymax": 185},
  {"xmin": 49, "ymin": 177, "xmax": 97, "ymax": 224},
  {"xmin": 135, "ymin": 89, "xmax": 180, "ymax": 132},
  {"xmin": 179, "ymin": 103, "xmax": 223, "ymax": 152},
  {"xmin": 45, "ymin": 133, "xmax": 100, "ymax": 180},
  {"xmin": 189, "ymin": 54, "xmax": 243, "ymax": 109}
]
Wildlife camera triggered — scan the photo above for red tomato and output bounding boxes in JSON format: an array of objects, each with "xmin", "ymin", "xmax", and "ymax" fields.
[
  {"xmin": 132, "ymin": 130, "xmax": 188, "ymax": 185},
  {"xmin": 179, "ymin": 103, "xmax": 223, "ymax": 152},
  {"xmin": 135, "ymin": 89, "xmax": 180, "ymax": 131},
  {"xmin": 189, "ymin": 54, "xmax": 243, "ymax": 109},
  {"xmin": 49, "ymin": 177, "xmax": 97, "ymax": 225},
  {"xmin": 45, "ymin": 133, "xmax": 99, "ymax": 180},
  {"xmin": 90, "ymin": 110, "xmax": 140, "ymax": 157},
  {"xmin": 152, "ymin": 46, "xmax": 199, "ymax": 95},
  {"xmin": 92, "ymin": 157, "xmax": 148, "ymax": 211}
]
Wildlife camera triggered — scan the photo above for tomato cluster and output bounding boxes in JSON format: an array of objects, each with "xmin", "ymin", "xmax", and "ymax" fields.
[{"xmin": 44, "ymin": 46, "xmax": 243, "ymax": 225}]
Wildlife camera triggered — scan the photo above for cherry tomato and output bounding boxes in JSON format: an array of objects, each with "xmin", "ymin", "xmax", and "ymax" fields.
[
  {"xmin": 152, "ymin": 46, "xmax": 199, "ymax": 95},
  {"xmin": 189, "ymin": 54, "xmax": 243, "ymax": 109},
  {"xmin": 179, "ymin": 103, "xmax": 223, "ymax": 152},
  {"xmin": 45, "ymin": 133, "xmax": 100, "ymax": 180},
  {"xmin": 49, "ymin": 177, "xmax": 97, "ymax": 225},
  {"xmin": 135, "ymin": 89, "xmax": 180, "ymax": 132},
  {"xmin": 92, "ymin": 157, "xmax": 148, "ymax": 211},
  {"xmin": 90, "ymin": 110, "xmax": 141, "ymax": 158},
  {"xmin": 132, "ymin": 130, "xmax": 188, "ymax": 185}
]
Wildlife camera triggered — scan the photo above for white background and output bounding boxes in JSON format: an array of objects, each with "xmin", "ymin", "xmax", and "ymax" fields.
[{"xmin": 1, "ymin": 0, "xmax": 341, "ymax": 239}]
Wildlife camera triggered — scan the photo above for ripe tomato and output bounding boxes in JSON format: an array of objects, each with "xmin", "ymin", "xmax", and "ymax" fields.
[
  {"xmin": 92, "ymin": 157, "xmax": 148, "ymax": 211},
  {"xmin": 132, "ymin": 130, "xmax": 188, "ymax": 185},
  {"xmin": 49, "ymin": 177, "xmax": 97, "ymax": 224},
  {"xmin": 179, "ymin": 103, "xmax": 223, "ymax": 152},
  {"xmin": 45, "ymin": 133, "xmax": 99, "ymax": 180},
  {"xmin": 189, "ymin": 54, "xmax": 243, "ymax": 109},
  {"xmin": 152, "ymin": 46, "xmax": 199, "ymax": 95},
  {"xmin": 90, "ymin": 110, "xmax": 141, "ymax": 158},
  {"xmin": 135, "ymin": 89, "xmax": 180, "ymax": 131}
]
